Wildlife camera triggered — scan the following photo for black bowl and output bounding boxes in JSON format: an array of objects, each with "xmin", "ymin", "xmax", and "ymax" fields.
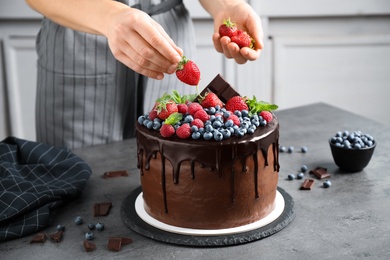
[{"xmin": 329, "ymin": 139, "xmax": 376, "ymax": 172}]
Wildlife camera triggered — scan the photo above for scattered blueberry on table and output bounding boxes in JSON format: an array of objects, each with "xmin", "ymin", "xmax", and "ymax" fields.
[
  {"xmin": 323, "ymin": 180, "xmax": 332, "ymax": 188},
  {"xmin": 95, "ymin": 223, "xmax": 105, "ymax": 231},
  {"xmin": 85, "ymin": 231, "xmax": 94, "ymax": 240},
  {"xmin": 74, "ymin": 216, "xmax": 83, "ymax": 225}
]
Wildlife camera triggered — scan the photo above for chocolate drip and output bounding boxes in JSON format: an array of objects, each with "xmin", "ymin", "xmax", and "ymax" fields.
[{"xmin": 136, "ymin": 119, "xmax": 279, "ymax": 213}]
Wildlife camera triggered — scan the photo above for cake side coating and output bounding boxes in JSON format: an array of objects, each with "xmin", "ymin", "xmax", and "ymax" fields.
[{"xmin": 136, "ymin": 117, "xmax": 280, "ymax": 230}]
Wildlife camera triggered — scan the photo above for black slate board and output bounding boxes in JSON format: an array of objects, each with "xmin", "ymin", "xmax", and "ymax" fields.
[{"xmin": 121, "ymin": 186, "xmax": 294, "ymax": 247}]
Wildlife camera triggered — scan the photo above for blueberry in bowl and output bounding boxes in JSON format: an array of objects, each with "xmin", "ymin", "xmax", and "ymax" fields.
[{"xmin": 329, "ymin": 130, "xmax": 376, "ymax": 172}]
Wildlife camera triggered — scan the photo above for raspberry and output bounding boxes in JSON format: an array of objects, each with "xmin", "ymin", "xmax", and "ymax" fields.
[
  {"xmin": 194, "ymin": 109, "xmax": 210, "ymax": 123},
  {"xmin": 177, "ymin": 103, "xmax": 188, "ymax": 114},
  {"xmin": 260, "ymin": 111, "xmax": 273, "ymax": 123},
  {"xmin": 176, "ymin": 124, "xmax": 191, "ymax": 139},
  {"xmin": 187, "ymin": 102, "xmax": 203, "ymax": 116},
  {"xmin": 148, "ymin": 109, "xmax": 158, "ymax": 121},
  {"xmin": 191, "ymin": 118, "xmax": 204, "ymax": 129},
  {"xmin": 160, "ymin": 124, "xmax": 175, "ymax": 138}
]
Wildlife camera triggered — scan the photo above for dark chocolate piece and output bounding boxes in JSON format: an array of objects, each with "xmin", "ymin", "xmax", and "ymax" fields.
[
  {"xmin": 197, "ymin": 74, "xmax": 240, "ymax": 103},
  {"xmin": 107, "ymin": 237, "xmax": 133, "ymax": 251},
  {"xmin": 30, "ymin": 232, "xmax": 46, "ymax": 243},
  {"xmin": 93, "ymin": 202, "xmax": 112, "ymax": 217},
  {"xmin": 49, "ymin": 230, "xmax": 63, "ymax": 243},
  {"xmin": 83, "ymin": 240, "xmax": 96, "ymax": 252},
  {"xmin": 103, "ymin": 170, "xmax": 129, "ymax": 179},
  {"xmin": 107, "ymin": 237, "xmax": 122, "ymax": 252},
  {"xmin": 300, "ymin": 179, "xmax": 314, "ymax": 190},
  {"xmin": 310, "ymin": 167, "xmax": 331, "ymax": 179}
]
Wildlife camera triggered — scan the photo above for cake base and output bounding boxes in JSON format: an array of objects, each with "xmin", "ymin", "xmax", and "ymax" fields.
[{"xmin": 120, "ymin": 186, "xmax": 294, "ymax": 247}]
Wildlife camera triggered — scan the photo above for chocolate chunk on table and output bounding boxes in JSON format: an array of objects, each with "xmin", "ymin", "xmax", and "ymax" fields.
[
  {"xmin": 300, "ymin": 179, "xmax": 315, "ymax": 190},
  {"xmin": 30, "ymin": 232, "xmax": 46, "ymax": 243},
  {"xmin": 103, "ymin": 170, "xmax": 128, "ymax": 179},
  {"xmin": 310, "ymin": 167, "xmax": 331, "ymax": 179},
  {"xmin": 83, "ymin": 240, "xmax": 96, "ymax": 252},
  {"xmin": 93, "ymin": 202, "xmax": 112, "ymax": 217},
  {"xmin": 107, "ymin": 237, "xmax": 133, "ymax": 252},
  {"xmin": 49, "ymin": 231, "xmax": 64, "ymax": 243},
  {"xmin": 197, "ymin": 74, "xmax": 240, "ymax": 103}
]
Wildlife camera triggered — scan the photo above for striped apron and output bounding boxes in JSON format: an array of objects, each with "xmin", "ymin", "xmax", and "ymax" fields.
[{"xmin": 35, "ymin": 0, "xmax": 197, "ymax": 149}]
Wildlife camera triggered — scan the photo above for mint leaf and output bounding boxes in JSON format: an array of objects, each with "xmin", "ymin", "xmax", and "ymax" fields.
[
  {"xmin": 246, "ymin": 95, "xmax": 278, "ymax": 115},
  {"xmin": 164, "ymin": 112, "xmax": 183, "ymax": 125}
]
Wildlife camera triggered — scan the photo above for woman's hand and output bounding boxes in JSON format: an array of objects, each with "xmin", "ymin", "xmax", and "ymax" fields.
[
  {"xmin": 202, "ymin": 1, "xmax": 264, "ymax": 64},
  {"xmin": 106, "ymin": 8, "xmax": 183, "ymax": 80}
]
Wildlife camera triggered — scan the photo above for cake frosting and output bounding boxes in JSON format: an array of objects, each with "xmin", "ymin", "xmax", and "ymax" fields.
[{"xmin": 135, "ymin": 75, "xmax": 280, "ymax": 230}]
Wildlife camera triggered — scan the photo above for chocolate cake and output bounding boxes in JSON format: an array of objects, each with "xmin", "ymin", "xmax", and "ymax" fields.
[{"xmin": 136, "ymin": 75, "xmax": 280, "ymax": 230}]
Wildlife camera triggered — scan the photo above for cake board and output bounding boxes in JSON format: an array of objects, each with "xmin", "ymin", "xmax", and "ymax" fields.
[{"xmin": 121, "ymin": 186, "xmax": 294, "ymax": 247}]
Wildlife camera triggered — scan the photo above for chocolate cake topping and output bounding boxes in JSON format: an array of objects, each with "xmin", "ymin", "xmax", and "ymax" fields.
[{"xmin": 197, "ymin": 74, "xmax": 240, "ymax": 103}]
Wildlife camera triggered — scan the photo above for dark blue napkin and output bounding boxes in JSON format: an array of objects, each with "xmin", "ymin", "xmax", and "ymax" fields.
[{"xmin": 0, "ymin": 137, "xmax": 91, "ymax": 241}]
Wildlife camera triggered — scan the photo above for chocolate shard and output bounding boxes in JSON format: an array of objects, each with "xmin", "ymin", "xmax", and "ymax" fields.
[
  {"xmin": 30, "ymin": 232, "xmax": 46, "ymax": 243},
  {"xmin": 93, "ymin": 202, "xmax": 112, "ymax": 217},
  {"xmin": 197, "ymin": 74, "xmax": 240, "ymax": 103},
  {"xmin": 103, "ymin": 170, "xmax": 129, "ymax": 179},
  {"xmin": 310, "ymin": 167, "xmax": 331, "ymax": 179},
  {"xmin": 83, "ymin": 240, "xmax": 96, "ymax": 252},
  {"xmin": 49, "ymin": 230, "xmax": 64, "ymax": 243},
  {"xmin": 107, "ymin": 237, "xmax": 133, "ymax": 252},
  {"xmin": 300, "ymin": 179, "xmax": 314, "ymax": 190},
  {"xmin": 107, "ymin": 237, "xmax": 122, "ymax": 252}
]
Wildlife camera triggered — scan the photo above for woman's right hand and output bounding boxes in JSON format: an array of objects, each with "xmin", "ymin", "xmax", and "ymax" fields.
[{"xmin": 106, "ymin": 8, "xmax": 183, "ymax": 80}]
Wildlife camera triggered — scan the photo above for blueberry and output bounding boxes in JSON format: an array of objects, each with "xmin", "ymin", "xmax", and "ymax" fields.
[
  {"xmin": 203, "ymin": 132, "xmax": 213, "ymax": 140},
  {"xmin": 241, "ymin": 121, "xmax": 250, "ymax": 129},
  {"xmin": 221, "ymin": 129, "xmax": 231, "ymax": 139},
  {"xmin": 260, "ymin": 119, "xmax": 267, "ymax": 126},
  {"xmin": 74, "ymin": 216, "xmax": 83, "ymax": 225},
  {"xmin": 146, "ymin": 121, "xmax": 153, "ymax": 129},
  {"xmin": 95, "ymin": 223, "xmax": 104, "ymax": 231},
  {"xmin": 143, "ymin": 119, "xmax": 150, "ymax": 127},
  {"xmin": 297, "ymin": 172, "xmax": 304, "ymax": 179},
  {"xmin": 85, "ymin": 231, "xmax": 94, "ymax": 240},
  {"xmin": 152, "ymin": 121, "xmax": 161, "ymax": 130},
  {"xmin": 190, "ymin": 125, "xmax": 198, "ymax": 133},
  {"xmin": 223, "ymin": 111, "xmax": 231, "ymax": 118},
  {"xmin": 288, "ymin": 174, "xmax": 295, "ymax": 180},
  {"xmin": 225, "ymin": 119, "xmax": 234, "ymax": 128},
  {"xmin": 301, "ymin": 165, "xmax": 308, "ymax": 173},
  {"xmin": 209, "ymin": 107, "xmax": 216, "ymax": 115},
  {"xmin": 241, "ymin": 110, "xmax": 249, "ymax": 117},
  {"xmin": 205, "ymin": 124, "xmax": 214, "ymax": 133},
  {"xmin": 235, "ymin": 129, "xmax": 245, "ymax": 137},
  {"xmin": 192, "ymin": 132, "xmax": 201, "ymax": 140},
  {"xmin": 184, "ymin": 115, "xmax": 194, "ymax": 123},
  {"xmin": 212, "ymin": 120, "xmax": 223, "ymax": 129},
  {"xmin": 288, "ymin": 146, "xmax": 294, "ymax": 153},
  {"xmin": 137, "ymin": 115, "xmax": 146, "ymax": 125},
  {"xmin": 247, "ymin": 125, "xmax": 256, "ymax": 134},
  {"xmin": 323, "ymin": 180, "xmax": 331, "ymax": 188},
  {"xmin": 215, "ymin": 105, "xmax": 221, "ymax": 111},
  {"xmin": 56, "ymin": 224, "xmax": 65, "ymax": 231},
  {"xmin": 213, "ymin": 130, "xmax": 223, "ymax": 141},
  {"xmin": 301, "ymin": 146, "xmax": 308, "ymax": 153},
  {"xmin": 234, "ymin": 110, "xmax": 242, "ymax": 117},
  {"xmin": 209, "ymin": 115, "xmax": 216, "ymax": 122},
  {"xmin": 215, "ymin": 115, "xmax": 224, "ymax": 123},
  {"xmin": 251, "ymin": 119, "xmax": 260, "ymax": 127},
  {"xmin": 198, "ymin": 127, "xmax": 205, "ymax": 135},
  {"xmin": 87, "ymin": 223, "xmax": 95, "ymax": 230},
  {"xmin": 279, "ymin": 146, "xmax": 287, "ymax": 153}
]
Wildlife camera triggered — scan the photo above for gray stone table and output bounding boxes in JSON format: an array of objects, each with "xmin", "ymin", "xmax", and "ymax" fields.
[{"xmin": 1, "ymin": 103, "xmax": 390, "ymax": 259}]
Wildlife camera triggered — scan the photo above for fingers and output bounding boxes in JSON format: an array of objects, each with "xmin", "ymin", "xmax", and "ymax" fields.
[{"xmin": 213, "ymin": 33, "xmax": 261, "ymax": 64}]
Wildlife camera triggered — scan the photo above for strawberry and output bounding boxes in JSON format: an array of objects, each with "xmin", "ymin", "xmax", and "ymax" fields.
[
  {"xmin": 187, "ymin": 102, "xmax": 203, "ymax": 116},
  {"xmin": 226, "ymin": 114, "xmax": 241, "ymax": 126},
  {"xmin": 225, "ymin": 96, "xmax": 249, "ymax": 112},
  {"xmin": 176, "ymin": 56, "xmax": 201, "ymax": 86},
  {"xmin": 176, "ymin": 123, "xmax": 191, "ymax": 139},
  {"xmin": 191, "ymin": 118, "xmax": 204, "ymax": 129},
  {"xmin": 231, "ymin": 30, "xmax": 254, "ymax": 49},
  {"xmin": 260, "ymin": 111, "xmax": 273, "ymax": 123},
  {"xmin": 194, "ymin": 109, "xmax": 210, "ymax": 123},
  {"xmin": 160, "ymin": 124, "xmax": 175, "ymax": 138},
  {"xmin": 199, "ymin": 92, "xmax": 223, "ymax": 108},
  {"xmin": 156, "ymin": 101, "xmax": 178, "ymax": 120},
  {"xmin": 177, "ymin": 103, "xmax": 188, "ymax": 114},
  {"xmin": 219, "ymin": 18, "xmax": 237, "ymax": 38}
]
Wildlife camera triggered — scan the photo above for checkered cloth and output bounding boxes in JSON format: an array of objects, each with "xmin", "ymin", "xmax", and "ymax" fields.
[{"xmin": 0, "ymin": 137, "xmax": 91, "ymax": 241}]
